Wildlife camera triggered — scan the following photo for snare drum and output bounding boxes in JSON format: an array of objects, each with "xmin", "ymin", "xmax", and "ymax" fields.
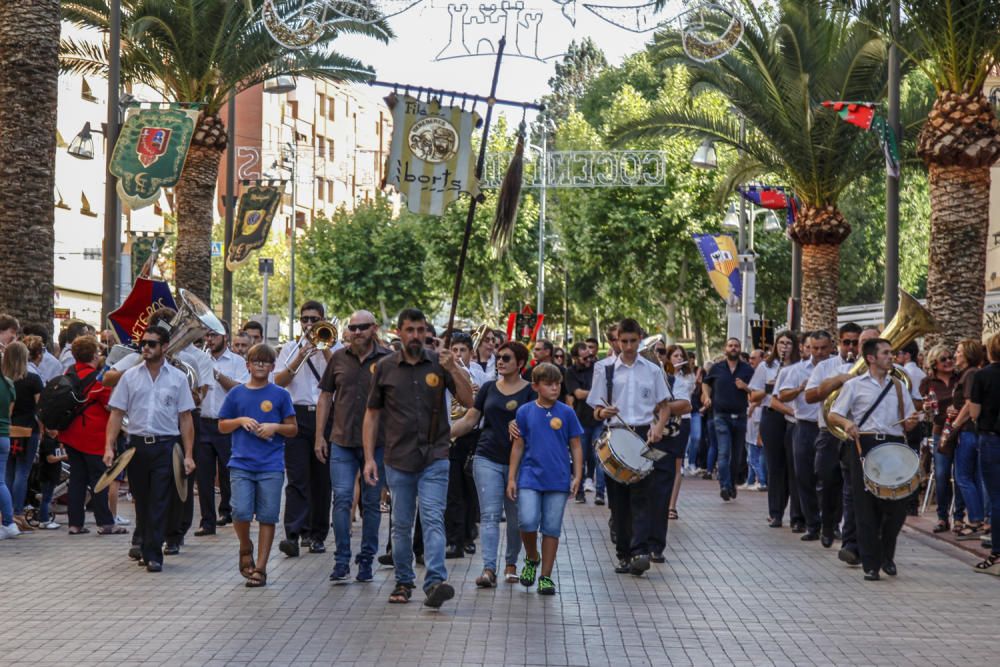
[
  {"xmin": 862, "ymin": 442, "xmax": 923, "ymax": 500},
  {"xmin": 596, "ymin": 427, "xmax": 653, "ymax": 485}
]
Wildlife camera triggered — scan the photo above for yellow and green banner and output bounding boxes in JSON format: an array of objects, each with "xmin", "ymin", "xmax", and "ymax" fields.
[
  {"xmin": 383, "ymin": 93, "xmax": 481, "ymax": 216},
  {"xmin": 226, "ymin": 184, "xmax": 283, "ymax": 271}
]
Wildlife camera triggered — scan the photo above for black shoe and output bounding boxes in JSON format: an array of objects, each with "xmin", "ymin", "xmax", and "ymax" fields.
[
  {"xmin": 575, "ymin": 491, "xmax": 586, "ymax": 504},
  {"xmin": 128, "ymin": 546, "xmax": 142, "ymax": 561},
  {"xmin": 309, "ymin": 541, "xmax": 326, "ymax": 554},
  {"xmin": 423, "ymin": 582, "xmax": 455, "ymax": 608},
  {"xmin": 768, "ymin": 517, "xmax": 782, "ymax": 528},
  {"xmin": 445, "ymin": 544, "xmax": 464, "ymax": 559},
  {"xmin": 163, "ymin": 543, "xmax": 180, "ymax": 555},
  {"xmin": 595, "ymin": 494, "xmax": 605, "ymax": 506},
  {"xmin": 464, "ymin": 542, "xmax": 476, "ymax": 555},
  {"xmin": 791, "ymin": 522, "xmax": 806, "ymax": 534},
  {"xmin": 377, "ymin": 552, "xmax": 394, "ymax": 567},
  {"xmin": 833, "ymin": 527, "xmax": 842, "ymax": 541},
  {"xmin": 415, "ymin": 553, "xmax": 425, "ymax": 566},
  {"xmin": 731, "ymin": 485, "xmax": 738, "ymax": 498},
  {"xmin": 614, "ymin": 558, "xmax": 631, "ymax": 574},
  {"xmin": 821, "ymin": 534, "xmax": 834, "ymax": 548},
  {"xmin": 629, "ymin": 554, "xmax": 651, "ymax": 576},
  {"xmin": 838, "ymin": 547, "xmax": 861, "ymax": 566},
  {"xmin": 146, "ymin": 561, "xmax": 162, "ymax": 573},
  {"xmin": 279, "ymin": 539, "xmax": 300, "ymax": 558},
  {"xmin": 720, "ymin": 487, "xmax": 732, "ymax": 501},
  {"xmin": 800, "ymin": 531, "xmax": 820, "ymax": 542},
  {"xmin": 194, "ymin": 527, "xmax": 216, "ymax": 537},
  {"xmin": 864, "ymin": 569, "xmax": 880, "ymax": 581},
  {"xmin": 217, "ymin": 514, "xmax": 233, "ymax": 526},
  {"xmin": 650, "ymin": 552, "xmax": 665, "ymax": 564},
  {"xmin": 882, "ymin": 560, "xmax": 897, "ymax": 576}
]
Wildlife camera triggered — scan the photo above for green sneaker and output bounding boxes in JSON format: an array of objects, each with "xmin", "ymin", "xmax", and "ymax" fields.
[
  {"xmin": 537, "ymin": 575, "xmax": 556, "ymax": 595},
  {"xmin": 519, "ymin": 558, "xmax": 539, "ymax": 587}
]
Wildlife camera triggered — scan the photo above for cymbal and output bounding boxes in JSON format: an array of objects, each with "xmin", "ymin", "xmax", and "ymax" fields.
[
  {"xmin": 173, "ymin": 443, "xmax": 188, "ymax": 502},
  {"xmin": 94, "ymin": 448, "xmax": 136, "ymax": 493}
]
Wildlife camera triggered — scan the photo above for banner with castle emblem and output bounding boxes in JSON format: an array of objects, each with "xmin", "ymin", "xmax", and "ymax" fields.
[
  {"xmin": 110, "ymin": 105, "xmax": 199, "ymax": 210},
  {"xmin": 692, "ymin": 233, "xmax": 742, "ymax": 302},
  {"xmin": 226, "ymin": 184, "xmax": 283, "ymax": 271},
  {"xmin": 384, "ymin": 93, "xmax": 481, "ymax": 216}
]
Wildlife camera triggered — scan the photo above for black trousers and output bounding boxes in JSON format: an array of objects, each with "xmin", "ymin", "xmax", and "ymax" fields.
[
  {"xmin": 793, "ymin": 419, "xmax": 821, "ymax": 532},
  {"xmin": 648, "ymin": 422, "xmax": 687, "ymax": 555},
  {"xmin": 167, "ymin": 413, "xmax": 199, "ymax": 545},
  {"xmin": 761, "ymin": 408, "xmax": 789, "ymax": 521},
  {"xmin": 814, "ymin": 428, "xmax": 845, "ymax": 538},
  {"xmin": 65, "ymin": 446, "xmax": 113, "ymax": 529},
  {"xmin": 283, "ymin": 406, "xmax": 331, "ymax": 542},
  {"xmin": 606, "ymin": 425, "xmax": 663, "ymax": 559},
  {"xmin": 128, "ymin": 440, "xmax": 175, "ymax": 563},
  {"xmin": 445, "ymin": 432, "xmax": 478, "ymax": 547},
  {"xmin": 839, "ymin": 440, "xmax": 858, "ymax": 551},
  {"xmin": 196, "ymin": 417, "xmax": 232, "ymax": 530},
  {"xmin": 848, "ymin": 436, "xmax": 909, "ymax": 572}
]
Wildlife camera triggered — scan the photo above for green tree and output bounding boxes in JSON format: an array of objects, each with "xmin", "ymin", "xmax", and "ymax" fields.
[
  {"xmin": 539, "ymin": 37, "xmax": 608, "ymax": 126},
  {"xmin": 209, "ymin": 219, "xmax": 290, "ymax": 331},
  {"xmin": 60, "ymin": 0, "xmax": 389, "ymax": 302}
]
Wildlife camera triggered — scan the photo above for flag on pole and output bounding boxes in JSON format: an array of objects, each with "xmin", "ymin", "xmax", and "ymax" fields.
[
  {"xmin": 736, "ymin": 185, "xmax": 800, "ymax": 226},
  {"xmin": 693, "ymin": 233, "xmax": 742, "ymax": 302},
  {"xmin": 226, "ymin": 184, "xmax": 283, "ymax": 271},
  {"xmin": 109, "ymin": 277, "xmax": 178, "ymax": 345},
  {"xmin": 383, "ymin": 94, "xmax": 481, "ymax": 216},
  {"xmin": 821, "ymin": 101, "xmax": 900, "ymax": 178}
]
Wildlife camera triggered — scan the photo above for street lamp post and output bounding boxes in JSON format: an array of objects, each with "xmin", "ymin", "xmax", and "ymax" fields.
[
  {"xmin": 223, "ymin": 93, "xmax": 236, "ymax": 326},
  {"xmin": 884, "ymin": 0, "xmax": 901, "ymax": 321},
  {"xmin": 102, "ymin": 0, "xmax": 122, "ymax": 327},
  {"xmin": 285, "ymin": 140, "xmax": 298, "ymax": 341},
  {"xmin": 537, "ymin": 130, "xmax": 547, "ymax": 318}
]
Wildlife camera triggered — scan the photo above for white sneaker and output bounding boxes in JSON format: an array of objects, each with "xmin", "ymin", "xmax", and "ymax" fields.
[
  {"xmin": 115, "ymin": 515, "xmax": 131, "ymax": 526},
  {"xmin": 755, "ymin": 483, "xmax": 768, "ymax": 491},
  {"xmin": 1, "ymin": 523, "xmax": 21, "ymax": 539},
  {"xmin": 583, "ymin": 478, "xmax": 595, "ymax": 493},
  {"xmin": 40, "ymin": 520, "xmax": 61, "ymax": 530}
]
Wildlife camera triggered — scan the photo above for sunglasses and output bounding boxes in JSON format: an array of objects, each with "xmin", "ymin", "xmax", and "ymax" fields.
[
  {"xmin": 841, "ymin": 339, "xmax": 859, "ymax": 346},
  {"xmin": 497, "ymin": 353, "xmax": 516, "ymax": 362},
  {"xmin": 554, "ymin": 354, "xmax": 564, "ymax": 359},
  {"xmin": 347, "ymin": 322, "xmax": 374, "ymax": 332},
  {"xmin": 139, "ymin": 339, "xmax": 161, "ymax": 349},
  {"xmin": 300, "ymin": 316, "xmax": 321, "ymax": 323},
  {"xmin": 939, "ymin": 355, "xmax": 954, "ymax": 362},
  {"xmin": 425, "ymin": 337, "xmax": 439, "ymax": 346},
  {"xmin": 655, "ymin": 348, "xmax": 667, "ymax": 356}
]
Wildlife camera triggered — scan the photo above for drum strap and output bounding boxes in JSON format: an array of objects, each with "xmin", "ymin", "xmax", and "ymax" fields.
[{"xmin": 854, "ymin": 379, "xmax": 896, "ymax": 456}]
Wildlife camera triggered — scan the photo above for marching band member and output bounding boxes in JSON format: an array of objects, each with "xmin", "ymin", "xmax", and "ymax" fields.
[{"xmin": 754, "ymin": 332, "xmax": 799, "ymax": 528}]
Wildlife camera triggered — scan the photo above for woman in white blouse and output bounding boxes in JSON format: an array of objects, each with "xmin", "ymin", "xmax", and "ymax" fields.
[{"xmin": 663, "ymin": 344, "xmax": 696, "ymax": 522}]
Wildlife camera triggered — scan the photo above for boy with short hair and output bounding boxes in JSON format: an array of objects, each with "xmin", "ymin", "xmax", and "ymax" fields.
[
  {"xmin": 507, "ymin": 362, "xmax": 583, "ymax": 595},
  {"xmin": 218, "ymin": 344, "xmax": 297, "ymax": 588}
]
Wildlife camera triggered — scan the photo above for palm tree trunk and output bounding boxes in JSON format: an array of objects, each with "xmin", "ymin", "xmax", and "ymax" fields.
[
  {"xmin": 789, "ymin": 204, "xmax": 850, "ymax": 334},
  {"xmin": 0, "ymin": 1, "xmax": 59, "ymax": 329},
  {"xmin": 174, "ymin": 144, "xmax": 223, "ymax": 301},
  {"xmin": 924, "ymin": 164, "xmax": 990, "ymax": 349}
]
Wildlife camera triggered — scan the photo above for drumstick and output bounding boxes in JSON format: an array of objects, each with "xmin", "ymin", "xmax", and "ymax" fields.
[{"xmin": 600, "ymin": 399, "xmax": 643, "ymax": 440}]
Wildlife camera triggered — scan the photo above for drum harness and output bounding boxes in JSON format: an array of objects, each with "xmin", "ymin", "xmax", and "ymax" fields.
[{"xmin": 852, "ymin": 376, "xmax": 905, "ymax": 460}]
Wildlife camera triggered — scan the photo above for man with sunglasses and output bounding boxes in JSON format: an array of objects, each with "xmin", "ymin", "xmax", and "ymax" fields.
[
  {"xmin": 195, "ymin": 320, "xmax": 250, "ymax": 535},
  {"xmin": 565, "ymin": 342, "xmax": 603, "ymax": 504},
  {"xmin": 104, "ymin": 326, "xmax": 196, "ymax": 572},
  {"xmin": 804, "ymin": 322, "xmax": 863, "ymax": 551},
  {"xmin": 274, "ymin": 300, "xmax": 337, "ymax": 558},
  {"xmin": 315, "ymin": 311, "xmax": 391, "ymax": 582}
]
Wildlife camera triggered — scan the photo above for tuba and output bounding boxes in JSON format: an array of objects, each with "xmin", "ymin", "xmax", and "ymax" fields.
[
  {"xmin": 164, "ymin": 289, "xmax": 226, "ymax": 397},
  {"xmin": 822, "ymin": 290, "xmax": 938, "ymax": 441}
]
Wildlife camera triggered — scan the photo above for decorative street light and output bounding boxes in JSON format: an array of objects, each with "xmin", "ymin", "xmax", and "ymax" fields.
[
  {"xmin": 67, "ymin": 122, "xmax": 97, "ymax": 160},
  {"xmin": 264, "ymin": 76, "xmax": 297, "ymax": 94},
  {"xmin": 690, "ymin": 139, "xmax": 718, "ymax": 169}
]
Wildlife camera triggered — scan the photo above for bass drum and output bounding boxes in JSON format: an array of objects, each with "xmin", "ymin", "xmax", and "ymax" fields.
[
  {"xmin": 596, "ymin": 427, "xmax": 653, "ymax": 485},
  {"xmin": 862, "ymin": 442, "xmax": 922, "ymax": 500}
]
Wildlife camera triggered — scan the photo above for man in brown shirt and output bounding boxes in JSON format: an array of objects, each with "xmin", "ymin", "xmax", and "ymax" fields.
[
  {"xmin": 363, "ymin": 308, "xmax": 473, "ymax": 608},
  {"xmin": 316, "ymin": 310, "xmax": 391, "ymax": 583}
]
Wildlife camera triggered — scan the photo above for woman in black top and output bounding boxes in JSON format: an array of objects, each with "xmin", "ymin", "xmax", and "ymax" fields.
[
  {"xmin": 919, "ymin": 344, "xmax": 963, "ymax": 533},
  {"xmin": 2, "ymin": 341, "xmax": 43, "ymax": 531},
  {"xmin": 451, "ymin": 341, "xmax": 535, "ymax": 587}
]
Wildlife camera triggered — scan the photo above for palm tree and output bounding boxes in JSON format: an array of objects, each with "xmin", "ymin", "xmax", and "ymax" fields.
[
  {"xmin": 60, "ymin": 0, "xmax": 389, "ymax": 301},
  {"xmin": 616, "ymin": 0, "xmax": 921, "ymax": 332},
  {"xmin": 0, "ymin": 1, "xmax": 60, "ymax": 329}
]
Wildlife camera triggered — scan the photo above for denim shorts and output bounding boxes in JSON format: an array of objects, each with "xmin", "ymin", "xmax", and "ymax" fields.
[
  {"xmin": 517, "ymin": 488, "xmax": 569, "ymax": 538},
  {"xmin": 229, "ymin": 468, "xmax": 284, "ymax": 524}
]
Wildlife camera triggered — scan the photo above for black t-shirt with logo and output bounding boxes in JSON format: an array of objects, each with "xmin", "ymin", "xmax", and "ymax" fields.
[{"xmin": 474, "ymin": 381, "xmax": 536, "ymax": 465}]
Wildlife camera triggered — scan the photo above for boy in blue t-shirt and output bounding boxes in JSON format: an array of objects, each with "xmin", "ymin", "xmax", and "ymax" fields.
[
  {"xmin": 508, "ymin": 362, "xmax": 583, "ymax": 595},
  {"xmin": 218, "ymin": 344, "xmax": 296, "ymax": 588}
]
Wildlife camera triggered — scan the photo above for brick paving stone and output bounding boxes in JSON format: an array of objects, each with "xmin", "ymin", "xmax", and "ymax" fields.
[{"xmin": 1, "ymin": 476, "xmax": 996, "ymax": 665}]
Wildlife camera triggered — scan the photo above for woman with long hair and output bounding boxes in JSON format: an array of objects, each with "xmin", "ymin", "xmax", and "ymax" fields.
[
  {"xmin": 0, "ymin": 346, "xmax": 17, "ymax": 539},
  {"xmin": 451, "ymin": 341, "xmax": 535, "ymax": 587},
  {"xmin": 757, "ymin": 332, "xmax": 801, "ymax": 528},
  {"xmin": 950, "ymin": 339, "xmax": 988, "ymax": 541},
  {"xmin": 661, "ymin": 343, "xmax": 694, "ymax": 523},
  {"xmin": 920, "ymin": 344, "xmax": 963, "ymax": 533},
  {"xmin": 2, "ymin": 341, "xmax": 44, "ymax": 532}
]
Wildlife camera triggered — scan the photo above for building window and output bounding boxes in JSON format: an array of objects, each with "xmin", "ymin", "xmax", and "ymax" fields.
[
  {"xmin": 317, "ymin": 136, "xmax": 325, "ymax": 160},
  {"xmin": 317, "ymin": 179, "xmax": 324, "ymax": 201},
  {"xmin": 328, "ymin": 139, "xmax": 334, "ymax": 162},
  {"xmin": 318, "ymin": 94, "xmax": 326, "ymax": 118},
  {"xmin": 327, "ymin": 180, "xmax": 334, "ymax": 201},
  {"xmin": 328, "ymin": 98, "xmax": 335, "ymax": 121}
]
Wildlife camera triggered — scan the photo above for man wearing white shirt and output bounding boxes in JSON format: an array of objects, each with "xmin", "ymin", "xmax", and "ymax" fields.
[
  {"xmin": 58, "ymin": 321, "xmax": 94, "ymax": 370},
  {"xmin": 587, "ymin": 319, "xmax": 671, "ymax": 577},
  {"xmin": 274, "ymin": 300, "xmax": 337, "ymax": 558},
  {"xmin": 829, "ymin": 338, "xmax": 919, "ymax": 581},
  {"xmin": 194, "ymin": 322, "xmax": 250, "ymax": 535},
  {"xmin": 104, "ymin": 325, "xmax": 196, "ymax": 572},
  {"xmin": 21, "ymin": 324, "xmax": 63, "ymax": 383}
]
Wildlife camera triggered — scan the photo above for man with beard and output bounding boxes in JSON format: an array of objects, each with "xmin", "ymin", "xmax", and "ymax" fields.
[
  {"xmin": 231, "ymin": 331, "xmax": 251, "ymax": 357},
  {"xmin": 195, "ymin": 321, "xmax": 250, "ymax": 535},
  {"xmin": 316, "ymin": 310, "xmax": 392, "ymax": 583},
  {"xmin": 702, "ymin": 338, "xmax": 755, "ymax": 501},
  {"xmin": 363, "ymin": 308, "xmax": 473, "ymax": 608}
]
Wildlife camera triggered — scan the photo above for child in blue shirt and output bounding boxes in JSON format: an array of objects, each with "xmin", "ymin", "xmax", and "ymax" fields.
[
  {"xmin": 218, "ymin": 344, "xmax": 296, "ymax": 588},
  {"xmin": 508, "ymin": 362, "xmax": 583, "ymax": 595}
]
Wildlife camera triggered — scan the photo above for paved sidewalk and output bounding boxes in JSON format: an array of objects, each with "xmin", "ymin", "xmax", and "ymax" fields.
[{"xmin": 0, "ymin": 477, "xmax": 995, "ymax": 666}]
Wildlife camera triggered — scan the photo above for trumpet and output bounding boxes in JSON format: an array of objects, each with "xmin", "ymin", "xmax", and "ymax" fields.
[{"xmin": 306, "ymin": 319, "xmax": 339, "ymax": 350}]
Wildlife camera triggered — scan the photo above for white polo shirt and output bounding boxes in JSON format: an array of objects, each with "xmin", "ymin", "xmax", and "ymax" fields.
[
  {"xmin": 778, "ymin": 358, "xmax": 820, "ymax": 422},
  {"xmin": 109, "ymin": 362, "xmax": 196, "ymax": 436},
  {"xmin": 667, "ymin": 371, "xmax": 695, "ymax": 420},
  {"xmin": 749, "ymin": 359, "xmax": 781, "ymax": 408},
  {"xmin": 807, "ymin": 354, "xmax": 854, "ymax": 429},
  {"xmin": 588, "ymin": 354, "xmax": 669, "ymax": 428},
  {"xmin": 38, "ymin": 351, "xmax": 63, "ymax": 383},
  {"xmin": 200, "ymin": 348, "xmax": 251, "ymax": 419},
  {"xmin": 830, "ymin": 371, "xmax": 916, "ymax": 437}
]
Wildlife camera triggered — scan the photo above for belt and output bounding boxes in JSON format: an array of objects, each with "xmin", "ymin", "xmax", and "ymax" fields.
[
  {"xmin": 858, "ymin": 432, "xmax": 902, "ymax": 442},
  {"xmin": 129, "ymin": 434, "xmax": 176, "ymax": 445},
  {"xmin": 200, "ymin": 415, "xmax": 219, "ymax": 422},
  {"xmin": 294, "ymin": 404, "xmax": 317, "ymax": 412},
  {"xmin": 717, "ymin": 412, "xmax": 742, "ymax": 419}
]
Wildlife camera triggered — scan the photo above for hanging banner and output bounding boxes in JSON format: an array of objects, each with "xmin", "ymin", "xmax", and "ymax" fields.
[
  {"xmin": 506, "ymin": 305, "xmax": 544, "ymax": 349},
  {"xmin": 693, "ymin": 233, "xmax": 742, "ymax": 302},
  {"xmin": 109, "ymin": 277, "xmax": 178, "ymax": 345},
  {"xmin": 110, "ymin": 105, "xmax": 200, "ymax": 210},
  {"xmin": 383, "ymin": 93, "xmax": 481, "ymax": 216},
  {"xmin": 821, "ymin": 101, "xmax": 900, "ymax": 178},
  {"xmin": 737, "ymin": 184, "xmax": 800, "ymax": 226},
  {"xmin": 226, "ymin": 184, "xmax": 283, "ymax": 271}
]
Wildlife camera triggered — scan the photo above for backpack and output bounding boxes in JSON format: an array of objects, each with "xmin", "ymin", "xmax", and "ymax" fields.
[{"xmin": 37, "ymin": 368, "xmax": 100, "ymax": 431}]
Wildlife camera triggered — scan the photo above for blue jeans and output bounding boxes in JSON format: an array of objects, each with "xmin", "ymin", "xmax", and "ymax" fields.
[
  {"xmin": 6, "ymin": 433, "xmax": 39, "ymax": 514},
  {"xmin": 229, "ymin": 468, "xmax": 284, "ymax": 524},
  {"xmin": 686, "ymin": 413, "xmax": 702, "ymax": 468},
  {"xmin": 933, "ymin": 444, "xmax": 965, "ymax": 522},
  {"xmin": 978, "ymin": 433, "xmax": 1000, "ymax": 555},
  {"xmin": 747, "ymin": 442, "xmax": 767, "ymax": 486},
  {"xmin": 582, "ymin": 425, "xmax": 605, "ymax": 495},
  {"xmin": 386, "ymin": 459, "xmax": 449, "ymax": 592},
  {"xmin": 955, "ymin": 431, "xmax": 986, "ymax": 523},
  {"xmin": 331, "ymin": 444, "xmax": 384, "ymax": 566},
  {"xmin": 473, "ymin": 455, "xmax": 520, "ymax": 573},
  {"xmin": 706, "ymin": 416, "xmax": 718, "ymax": 473},
  {"xmin": 713, "ymin": 413, "xmax": 747, "ymax": 491},
  {"xmin": 0, "ymin": 437, "xmax": 12, "ymax": 526},
  {"xmin": 39, "ymin": 480, "xmax": 56, "ymax": 523},
  {"xmin": 517, "ymin": 489, "xmax": 569, "ymax": 538}
]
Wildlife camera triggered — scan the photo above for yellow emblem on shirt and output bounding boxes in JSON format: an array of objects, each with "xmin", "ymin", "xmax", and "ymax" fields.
[
  {"xmin": 505, "ymin": 400, "xmax": 518, "ymax": 411},
  {"xmin": 370, "ymin": 363, "xmax": 376, "ymax": 374},
  {"xmin": 550, "ymin": 417, "xmax": 563, "ymax": 430},
  {"xmin": 260, "ymin": 400, "xmax": 273, "ymax": 413},
  {"xmin": 425, "ymin": 373, "xmax": 440, "ymax": 387}
]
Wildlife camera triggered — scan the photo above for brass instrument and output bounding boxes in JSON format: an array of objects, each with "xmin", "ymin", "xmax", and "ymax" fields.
[
  {"xmin": 822, "ymin": 290, "xmax": 938, "ymax": 441},
  {"xmin": 306, "ymin": 319, "xmax": 339, "ymax": 350},
  {"xmin": 164, "ymin": 289, "xmax": 226, "ymax": 399},
  {"xmin": 471, "ymin": 323, "xmax": 492, "ymax": 351},
  {"xmin": 639, "ymin": 333, "xmax": 665, "ymax": 364}
]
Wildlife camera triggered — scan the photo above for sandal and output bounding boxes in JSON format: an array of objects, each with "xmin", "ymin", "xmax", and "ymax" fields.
[
  {"xmin": 68, "ymin": 527, "xmax": 91, "ymax": 535},
  {"xmin": 475, "ymin": 569, "xmax": 497, "ymax": 588},
  {"xmin": 97, "ymin": 526, "xmax": 128, "ymax": 535},
  {"xmin": 239, "ymin": 544, "xmax": 256, "ymax": 579},
  {"xmin": 668, "ymin": 508, "xmax": 679, "ymax": 520},
  {"xmin": 952, "ymin": 520, "xmax": 966, "ymax": 534},
  {"xmin": 956, "ymin": 523, "xmax": 982, "ymax": 541},
  {"xmin": 933, "ymin": 520, "xmax": 950, "ymax": 533},
  {"xmin": 503, "ymin": 565, "xmax": 519, "ymax": 584},
  {"xmin": 388, "ymin": 582, "xmax": 414, "ymax": 603},
  {"xmin": 973, "ymin": 553, "xmax": 1000, "ymax": 574},
  {"xmin": 245, "ymin": 568, "xmax": 267, "ymax": 588}
]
